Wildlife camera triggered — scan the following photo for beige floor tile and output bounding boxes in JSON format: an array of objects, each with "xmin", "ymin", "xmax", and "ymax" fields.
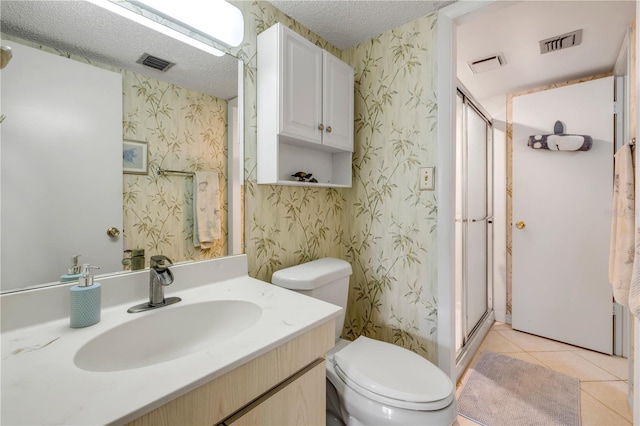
[
  {"xmin": 454, "ymin": 415, "xmax": 481, "ymax": 425},
  {"xmin": 581, "ymin": 390, "xmax": 632, "ymax": 426},
  {"xmin": 490, "ymin": 322, "xmax": 512, "ymax": 331},
  {"xmin": 478, "ymin": 330, "xmax": 523, "ymax": 353},
  {"xmin": 497, "ymin": 329, "xmax": 579, "ymax": 351},
  {"xmin": 581, "ymin": 381, "xmax": 633, "ymax": 422},
  {"xmin": 499, "ymin": 351, "xmax": 548, "ymax": 367},
  {"xmin": 574, "ymin": 350, "xmax": 629, "ymax": 381},
  {"xmin": 528, "ymin": 351, "xmax": 619, "ymax": 381}
]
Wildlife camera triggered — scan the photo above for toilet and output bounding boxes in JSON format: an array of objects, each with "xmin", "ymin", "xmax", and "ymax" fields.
[{"xmin": 272, "ymin": 258, "xmax": 457, "ymax": 426}]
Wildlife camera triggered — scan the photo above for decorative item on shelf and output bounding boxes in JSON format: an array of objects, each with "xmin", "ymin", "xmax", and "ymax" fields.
[
  {"xmin": 291, "ymin": 171, "xmax": 318, "ymax": 183},
  {"xmin": 527, "ymin": 120, "xmax": 592, "ymax": 152}
]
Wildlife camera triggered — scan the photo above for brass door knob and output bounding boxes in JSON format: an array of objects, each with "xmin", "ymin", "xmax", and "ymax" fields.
[
  {"xmin": 326, "ymin": 126, "xmax": 332, "ymax": 133},
  {"xmin": 516, "ymin": 221, "xmax": 526, "ymax": 230},
  {"xmin": 318, "ymin": 124, "xmax": 324, "ymax": 131},
  {"xmin": 107, "ymin": 227, "xmax": 121, "ymax": 237}
]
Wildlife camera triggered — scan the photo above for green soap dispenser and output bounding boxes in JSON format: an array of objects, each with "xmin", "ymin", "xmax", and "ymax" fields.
[
  {"xmin": 60, "ymin": 255, "xmax": 82, "ymax": 283},
  {"xmin": 70, "ymin": 264, "xmax": 101, "ymax": 328}
]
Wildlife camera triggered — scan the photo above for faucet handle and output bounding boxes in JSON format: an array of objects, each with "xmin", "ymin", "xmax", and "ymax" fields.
[{"xmin": 150, "ymin": 255, "xmax": 173, "ymax": 271}]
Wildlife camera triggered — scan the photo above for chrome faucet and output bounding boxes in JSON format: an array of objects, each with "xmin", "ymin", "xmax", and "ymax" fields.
[{"xmin": 128, "ymin": 255, "xmax": 181, "ymax": 313}]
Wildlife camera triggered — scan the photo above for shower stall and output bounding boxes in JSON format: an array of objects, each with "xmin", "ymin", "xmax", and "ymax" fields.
[{"xmin": 455, "ymin": 87, "xmax": 494, "ymax": 362}]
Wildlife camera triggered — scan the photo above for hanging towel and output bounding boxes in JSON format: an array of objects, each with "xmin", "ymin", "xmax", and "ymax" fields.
[
  {"xmin": 610, "ymin": 144, "xmax": 635, "ymax": 307},
  {"xmin": 193, "ymin": 171, "xmax": 221, "ymax": 249}
]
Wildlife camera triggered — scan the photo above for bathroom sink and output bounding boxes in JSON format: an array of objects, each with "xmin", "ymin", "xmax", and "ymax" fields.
[{"xmin": 74, "ymin": 300, "xmax": 262, "ymax": 372}]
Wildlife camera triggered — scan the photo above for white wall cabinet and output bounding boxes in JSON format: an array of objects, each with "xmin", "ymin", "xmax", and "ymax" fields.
[{"xmin": 258, "ymin": 23, "xmax": 354, "ymax": 187}]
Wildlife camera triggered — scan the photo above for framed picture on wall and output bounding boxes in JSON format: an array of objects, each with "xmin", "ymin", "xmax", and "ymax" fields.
[{"xmin": 123, "ymin": 139, "xmax": 148, "ymax": 175}]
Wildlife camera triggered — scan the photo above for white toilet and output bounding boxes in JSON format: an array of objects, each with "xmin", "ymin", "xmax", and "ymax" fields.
[{"xmin": 272, "ymin": 258, "xmax": 457, "ymax": 426}]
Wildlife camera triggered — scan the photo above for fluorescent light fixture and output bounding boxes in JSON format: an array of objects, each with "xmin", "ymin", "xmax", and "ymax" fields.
[
  {"xmin": 128, "ymin": 0, "xmax": 244, "ymax": 48},
  {"xmin": 87, "ymin": 0, "xmax": 232, "ymax": 57}
]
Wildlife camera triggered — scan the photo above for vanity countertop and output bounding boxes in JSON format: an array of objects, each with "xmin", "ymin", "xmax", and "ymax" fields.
[{"xmin": 1, "ymin": 264, "xmax": 341, "ymax": 425}]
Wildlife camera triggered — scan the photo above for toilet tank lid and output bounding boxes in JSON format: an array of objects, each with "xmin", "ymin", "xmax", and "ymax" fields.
[{"xmin": 272, "ymin": 258, "xmax": 352, "ymax": 290}]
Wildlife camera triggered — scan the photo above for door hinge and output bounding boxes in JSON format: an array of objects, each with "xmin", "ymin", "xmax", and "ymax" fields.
[
  {"xmin": 613, "ymin": 302, "xmax": 623, "ymax": 316},
  {"xmin": 614, "ymin": 101, "xmax": 623, "ymax": 115}
]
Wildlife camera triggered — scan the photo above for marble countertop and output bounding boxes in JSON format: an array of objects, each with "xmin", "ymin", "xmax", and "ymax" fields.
[{"xmin": 1, "ymin": 272, "xmax": 341, "ymax": 425}]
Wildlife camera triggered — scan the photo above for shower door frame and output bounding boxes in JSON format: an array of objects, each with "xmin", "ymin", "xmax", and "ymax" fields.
[{"xmin": 455, "ymin": 86, "xmax": 494, "ymax": 367}]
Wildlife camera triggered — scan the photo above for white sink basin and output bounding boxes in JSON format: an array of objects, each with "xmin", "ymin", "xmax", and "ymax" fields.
[{"xmin": 74, "ymin": 300, "xmax": 262, "ymax": 372}]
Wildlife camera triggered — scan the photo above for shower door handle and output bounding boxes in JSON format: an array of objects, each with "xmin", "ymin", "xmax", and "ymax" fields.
[{"xmin": 470, "ymin": 216, "xmax": 493, "ymax": 223}]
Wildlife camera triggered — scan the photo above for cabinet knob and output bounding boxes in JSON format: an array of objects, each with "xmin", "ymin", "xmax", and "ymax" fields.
[
  {"xmin": 318, "ymin": 124, "xmax": 324, "ymax": 131},
  {"xmin": 515, "ymin": 221, "xmax": 526, "ymax": 230},
  {"xmin": 326, "ymin": 126, "xmax": 332, "ymax": 133}
]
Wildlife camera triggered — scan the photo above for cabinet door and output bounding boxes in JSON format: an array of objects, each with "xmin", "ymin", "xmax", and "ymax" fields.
[
  {"xmin": 281, "ymin": 28, "xmax": 323, "ymax": 145},
  {"xmin": 226, "ymin": 360, "xmax": 325, "ymax": 426},
  {"xmin": 322, "ymin": 51, "xmax": 354, "ymax": 152}
]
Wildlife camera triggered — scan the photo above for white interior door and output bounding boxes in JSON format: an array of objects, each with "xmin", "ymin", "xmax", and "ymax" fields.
[
  {"xmin": 1, "ymin": 41, "xmax": 122, "ymax": 290},
  {"xmin": 512, "ymin": 77, "xmax": 613, "ymax": 354}
]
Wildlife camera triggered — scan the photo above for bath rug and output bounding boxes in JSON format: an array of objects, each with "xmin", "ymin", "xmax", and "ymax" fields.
[{"xmin": 458, "ymin": 351, "xmax": 580, "ymax": 426}]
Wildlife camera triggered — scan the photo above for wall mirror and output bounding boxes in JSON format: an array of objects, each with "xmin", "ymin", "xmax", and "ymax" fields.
[{"xmin": 0, "ymin": 0, "xmax": 243, "ymax": 293}]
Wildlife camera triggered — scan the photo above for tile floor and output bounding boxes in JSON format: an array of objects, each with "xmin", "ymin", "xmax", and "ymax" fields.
[{"xmin": 455, "ymin": 322, "xmax": 632, "ymax": 426}]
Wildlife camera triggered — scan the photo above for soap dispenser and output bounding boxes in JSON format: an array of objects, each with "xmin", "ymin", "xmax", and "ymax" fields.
[
  {"xmin": 60, "ymin": 255, "xmax": 82, "ymax": 283},
  {"xmin": 70, "ymin": 264, "xmax": 101, "ymax": 328}
]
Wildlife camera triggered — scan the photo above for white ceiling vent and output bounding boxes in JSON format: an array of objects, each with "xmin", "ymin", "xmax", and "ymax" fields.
[
  {"xmin": 136, "ymin": 53, "xmax": 175, "ymax": 72},
  {"xmin": 539, "ymin": 29, "xmax": 583, "ymax": 54},
  {"xmin": 467, "ymin": 53, "xmax": 506, "ymax": 74}
]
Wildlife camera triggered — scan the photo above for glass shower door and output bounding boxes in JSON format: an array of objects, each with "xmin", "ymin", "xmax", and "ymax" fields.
[{"xmin": 455, "ymin": 89, "xmax": 492, "ymax": 355}]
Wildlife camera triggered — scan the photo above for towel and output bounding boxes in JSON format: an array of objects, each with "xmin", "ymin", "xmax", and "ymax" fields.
[
  {"xmin": 528, "ymin": 134, "xmax": 592, "ymax": 151},
  {"xmin": 610, "ymin": 144, "xmax": 635, "ymax": 308},
  {"xmin": 193, "ymin": 171, "xmax": 221, "ymax": 249}
]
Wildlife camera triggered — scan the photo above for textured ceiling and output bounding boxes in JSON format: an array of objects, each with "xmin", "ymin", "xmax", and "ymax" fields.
[
  {"xmin": 268, "ymin": 0, "xmax": 454, "ymax": 50},
  {"xmin": 0, "ymin": 1, "xmax": 238, "ymax": 100}
]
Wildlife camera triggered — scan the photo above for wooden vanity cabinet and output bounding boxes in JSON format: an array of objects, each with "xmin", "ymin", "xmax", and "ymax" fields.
[
  {"xmin": 222, "ymin": 359, "xmax": 325, "ymax": 426},
  {"xmin": 127, "ymin": 320, "xmax": 334, "ymax": 426}
]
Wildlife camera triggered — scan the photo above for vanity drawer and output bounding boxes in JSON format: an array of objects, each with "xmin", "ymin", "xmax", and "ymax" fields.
[{"xmin": 126, "ymin": 320, "xmax": 334, "ymax": 426}]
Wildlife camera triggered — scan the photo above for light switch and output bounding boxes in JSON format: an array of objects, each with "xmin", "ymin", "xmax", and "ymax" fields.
[{"xmin": 419, "ymin": 167, "xmax": 434, "ymax": 191}]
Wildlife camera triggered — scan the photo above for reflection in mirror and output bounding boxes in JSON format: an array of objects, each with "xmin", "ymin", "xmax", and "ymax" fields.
[{"xmin": 0, "ymin": 1, "xmax": 242, "ymax": 293}]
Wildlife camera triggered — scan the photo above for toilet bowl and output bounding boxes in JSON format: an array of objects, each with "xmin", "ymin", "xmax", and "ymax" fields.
[{"xmin": 272, "ymin": 258, "xmax": 457, "ymax": 426}]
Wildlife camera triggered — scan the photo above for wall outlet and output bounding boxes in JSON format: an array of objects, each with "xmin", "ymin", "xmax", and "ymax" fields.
[{"xmin": 419, "ymin": 167, "xmax": 434, "ymax": 191}]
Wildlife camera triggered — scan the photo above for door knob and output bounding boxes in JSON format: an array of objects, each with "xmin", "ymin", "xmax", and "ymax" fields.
[
  {"xmin": 516, "ymin": 221, "xmax": 526, "ymax": 230},
  {"xmin": 107, "ymin": 227, "xmax": 120, "ymax": 237}
]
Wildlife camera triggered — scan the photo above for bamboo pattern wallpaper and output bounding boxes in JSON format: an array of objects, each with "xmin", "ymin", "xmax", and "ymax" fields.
[
  {"xmin": 226, "ymin": 1, "xmax": 348, "ymax": 281},
  {"xmin": 121, "ymin": 71, "xmax": 229, "ymax": 264},
  {"xmin": 225, "ymin": 1, "xmax": 441, "ymax": 362},
  {"xmin": 341, "ymin": 14, "xmax": 439, "ymax": 360}
]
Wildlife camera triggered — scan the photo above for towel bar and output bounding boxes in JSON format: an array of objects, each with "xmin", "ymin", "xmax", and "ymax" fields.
[{"xmin": 157, "ymin": 167, "xmax": 195, "ymax": 177}]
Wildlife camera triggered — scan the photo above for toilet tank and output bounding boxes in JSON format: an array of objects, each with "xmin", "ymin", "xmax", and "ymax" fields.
[{"xmin": 272, "ymin": 258, "xmax": 352, "ymax": 340}]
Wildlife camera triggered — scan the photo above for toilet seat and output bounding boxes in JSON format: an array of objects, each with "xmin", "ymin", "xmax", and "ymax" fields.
[{"xmin": 332, "ymin": 336, "xmax": 454, "ymax": 411}]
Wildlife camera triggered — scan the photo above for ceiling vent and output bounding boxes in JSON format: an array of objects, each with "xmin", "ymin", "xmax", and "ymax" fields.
[
  {"xmin": 136, "ymin": 53, "xmax": 175, "ymax": 72},
  {"xmin": 467, "ymin": 53, "xmax": 506, "ymax": 74},
  {"xmin": 539, "ymin": 29, "xmax": 583, "ymax": 54}
]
